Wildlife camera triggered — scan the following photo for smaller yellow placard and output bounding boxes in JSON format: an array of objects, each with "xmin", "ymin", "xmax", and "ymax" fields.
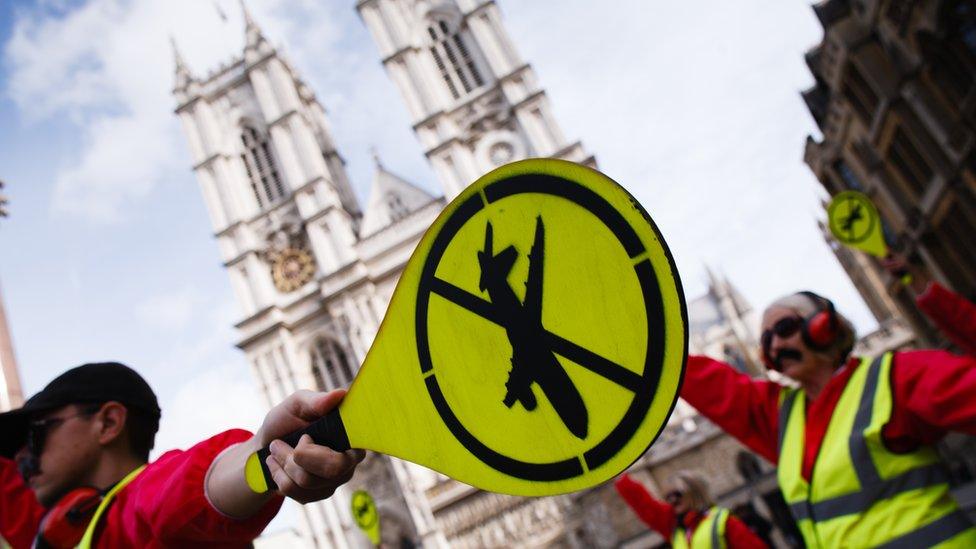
[
  {"xmin": 827, "ymin": 191, "xmax": 888, "ymax": 258},
  {"xmin": 351, "ymin": 490, "xmax": 381, "ymax": 545}
]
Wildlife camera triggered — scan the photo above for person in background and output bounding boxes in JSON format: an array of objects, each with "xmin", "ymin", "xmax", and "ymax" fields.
[
  {"xmin": 882, "ymin": 253, "xmax": 976, "ymax": 355},
  {"xmin": 682, "ymin": 290, "xmax": 976, "ymax": 547},
  {"xmin": 614, "ymin": 471, "xmax": 767, "ymax": 549},
  {"xmin": 0, "ymin": 362, "xmax": 364, "ymax": 548}
]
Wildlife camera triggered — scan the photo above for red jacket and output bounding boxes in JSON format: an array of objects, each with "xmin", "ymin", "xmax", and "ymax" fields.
[
  {"xmin": 917, "ymin": 281, "xmax": 976, "ymax": 356},
  {"xmin": 682, "ymin": 350, "xmax": 976, "ymax": 481},
  {"xmin": 614, "ymin": 474, "xmax": 767, "ymax": 548},
  {"xmin": 0, "ymin": 430, "xmax": 282, "ymax": 548}
]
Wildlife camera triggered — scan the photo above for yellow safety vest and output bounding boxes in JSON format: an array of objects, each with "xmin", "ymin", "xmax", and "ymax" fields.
[
  {"xmin": 672, "ymin": 506, "xmax": 728, "ymax": 549},
  {"xmin": 777, "ymin": 353, "xmax": 976, "ymax": 547},
  {"xmin": 77, "ymin": 465, "xmax": 146, "ymax": 549}
]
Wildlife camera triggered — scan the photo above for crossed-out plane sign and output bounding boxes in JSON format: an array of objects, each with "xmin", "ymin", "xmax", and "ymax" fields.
[
  {"xmin": 351, "ymin": 490, "xmax": 380, "ymax": 545},
  {"xmin": 247, "ymin": 159, "xmax": 687, "ymax": 498},
  {"xmin": 826, "ymin": 190, "xmax": 888, "ymax": 257}
]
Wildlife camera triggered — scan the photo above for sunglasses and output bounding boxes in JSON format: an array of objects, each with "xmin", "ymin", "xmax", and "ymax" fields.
[
  {"xmin": 26, "ymin": 406, "xmax": 101, "ymax": 456},
  {"xmin": 664, "ymin": 490, "xmax": 683, "ymax": 504},
  {"xmin": 760, "ymin": 316, "xmax": 804, "ymax": 358}
]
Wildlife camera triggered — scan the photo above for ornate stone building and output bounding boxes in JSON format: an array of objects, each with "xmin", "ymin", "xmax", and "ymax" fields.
[{"xmin": 802, "ymin": 0, "xmax": 976, "ymax": 349}]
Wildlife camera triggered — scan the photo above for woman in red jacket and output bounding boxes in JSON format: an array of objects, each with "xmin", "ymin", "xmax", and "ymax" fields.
[
  {"xmin": 682, "ymin": 290, "xmax": 976, "ymax": 547},
  {"xmin": 614, "ymin": 471, "xmax": 767, "ymax": 548}
]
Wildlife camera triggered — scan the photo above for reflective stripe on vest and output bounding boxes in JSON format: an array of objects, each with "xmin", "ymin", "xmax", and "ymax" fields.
[
  {"xmin": 776, "ymin": 354, "xmax": 976, "ymax": 548},
  {"xmin": 672, "ymin": 506, "xmax": 728, "ymax": 549},
  {"xmin": 77, "ymin": 465, "xmax": 146, "ymax": 549}
]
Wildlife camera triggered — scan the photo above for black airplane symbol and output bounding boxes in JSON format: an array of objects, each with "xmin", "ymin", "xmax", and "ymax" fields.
[
  {"xmin": 840, "ymin": 203, "xmax": 863, "ymax": 233},
  {"xmin": 476, "ymin": 217, "xmax": 589, "ymax": 440},
  {"xmin": 355, "ymin": 502, "xmax": 370, "ymax": 519}
]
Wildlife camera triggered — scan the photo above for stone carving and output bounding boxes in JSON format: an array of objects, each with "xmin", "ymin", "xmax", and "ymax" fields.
[{"xmin": 454, "ymin": 89, "xmax": 513, "ymax": 139}]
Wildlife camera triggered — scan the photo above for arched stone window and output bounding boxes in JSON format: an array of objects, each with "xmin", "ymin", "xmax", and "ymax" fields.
[
  {"xmin": 427, "ymin": 19, "xmax": 483, "ymax": 100},
  {"xmin": 310, "ymin": 337, "xmax": 355, "ymax": 390},
  {"xmin": 240, "ymin": 125, "xmax": 286, "ymax": 208}
]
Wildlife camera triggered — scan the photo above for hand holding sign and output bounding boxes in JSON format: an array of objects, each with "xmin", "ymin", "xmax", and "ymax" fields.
[
  {"xmin": 826, "ymin": 191, "xmax": 912, "ymax": 285},
  {"xmin": 245, "ymin": 159, "xmax": 687, "ymax": 497}
]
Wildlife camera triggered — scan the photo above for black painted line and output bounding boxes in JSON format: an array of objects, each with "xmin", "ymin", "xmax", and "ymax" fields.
[
  {"xmin": 545, "ymin": 332, "xmax": 644, "ymax": 393},
  {"xmin": 430, "ymin": 277, "xmax": 502, "ymax": 325}
]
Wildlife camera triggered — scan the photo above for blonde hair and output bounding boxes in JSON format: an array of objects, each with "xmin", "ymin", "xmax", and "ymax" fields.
[
  {"xmin": 668, "ymin": 471, "xmax": 714, "ymax": 511},
  {"xmin": 766, "ymin": 291, "xmax": 856, "ymax": 363}
]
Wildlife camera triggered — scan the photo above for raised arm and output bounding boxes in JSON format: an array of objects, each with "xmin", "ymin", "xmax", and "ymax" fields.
[
  {"xmin": 681, "ymin": 356, "xmax": 783, "ymax": 463},
  {"xmin": 614, "ymin": 474, "xmax": 676, "ymax": 538},
  {"xmin": 885, "ymin": 350, "xmax": 976, "ymax": 450},
  {"xmin": 206, "ymin": 389, "xmax": 364, "ymax": 518},
  {"xmin": 916, "ymin": 282, "xmax": 976, "ymax": 356}
]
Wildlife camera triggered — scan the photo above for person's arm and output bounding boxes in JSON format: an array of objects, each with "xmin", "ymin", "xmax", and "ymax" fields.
[
  {"xmin": 916, "ymin": 282, "xmax": 976, "ymax": 356},
  {"xmin": 206, "ymin": 389, "xmax": 365, "ymax": 518},
  {"xmin": 681, "ymin": 356, "xmax": 783, "ymax": 463},
  {"xmin": 0, "ymin": 457, "xmax": 45, "ymax": 549},
  {"xmin": 725, "ymin": 514, "xmax": 769, "ymax": 549},
  {"xmin": 884, "ymin": 350, "xmax": 976, "ymax": 450},
  {"xmin": 613, "ymin": 474, "xmax": 675, "ymax": 538}
]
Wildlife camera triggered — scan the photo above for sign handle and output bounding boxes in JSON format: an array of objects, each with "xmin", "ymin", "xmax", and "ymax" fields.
[{"xmin": 246, "ymin": 409, "xmax": 351, "ymax": 493}]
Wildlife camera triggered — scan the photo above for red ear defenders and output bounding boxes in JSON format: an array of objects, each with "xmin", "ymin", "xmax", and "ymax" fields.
[
  {"xmin": 761, "ymin": 291, "xmax": 839, "ymax": 370},
  {"xmin": 35, "ymin": 487, "xmax": 103, "ymax": 549}
]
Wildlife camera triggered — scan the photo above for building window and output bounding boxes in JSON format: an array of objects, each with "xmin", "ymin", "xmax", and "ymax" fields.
[
  {"xmin": 835, "ymin": 160, "xmax": 865, "ymax": 191},
  {"xmin": 886, "ymin": 126, "xmax": 933, "ymax": 202},
  {"xmin": 386, "ymin": 192, "xmax": 409, "ymax": 222},
  {"xmin": 427, "ymin": 19, "xmax": 484, "ymax": 100},
  {"xmin": 841, "ymin": 63, "xmax": 879, "ymax": 124},
  {"xmin": 310, "ymin": 338, "xmax": 355, "ymax": 390},
  {"xmin": 240, "ymin": 126, "xmax": 286, "ymax": 209},
  {"xmin": 922, "ymin": 189, "xmax": 976, "ymax": 296}
]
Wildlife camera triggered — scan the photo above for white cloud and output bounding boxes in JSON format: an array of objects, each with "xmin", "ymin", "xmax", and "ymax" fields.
[
  {"xmin": 134, "ymin": 289, "xmax": 196, "ymax": 331},
  {"xmin": 152, "ymin": 361, "xmax": 266, "ymax": 454}
]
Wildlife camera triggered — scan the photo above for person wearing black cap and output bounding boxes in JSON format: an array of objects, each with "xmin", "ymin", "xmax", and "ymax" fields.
[{"xmin": 0, "ymin": 362, "xmax": 363, "ymax": 548}]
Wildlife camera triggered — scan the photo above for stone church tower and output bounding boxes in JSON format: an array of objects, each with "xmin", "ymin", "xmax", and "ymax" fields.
[
  {"xmin": 171, "ymin": 6, "xmax": 446, "ymax": 548},
  {"xmin": 356, "ymin": 0, "xmax": 595, "ymax": 198}
]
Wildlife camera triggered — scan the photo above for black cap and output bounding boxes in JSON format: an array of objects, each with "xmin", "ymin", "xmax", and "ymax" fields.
[{"xmin": 0, "ymin": 362, "xmax": 161, "ymax": 457}]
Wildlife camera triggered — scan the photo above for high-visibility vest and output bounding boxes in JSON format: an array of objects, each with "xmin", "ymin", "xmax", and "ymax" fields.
[
  {"xmin": 672, "ymin": 506, "xmax": 728, "ymax": 549},
  {"xmin": 777, "ymin": 353, "xmax": 976, "ymax": 547},
  {"xmin": 77, "ymin": 465, "xmax": 145, "ymax": 549}
]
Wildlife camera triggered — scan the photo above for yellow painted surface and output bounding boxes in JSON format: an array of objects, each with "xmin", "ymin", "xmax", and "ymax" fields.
[
  {"xmin": 245, "ymin": 452, "xmax": 268, "ymax": 494},
  {"xmin": 827, "ymin": 191, "xmax": 888, "ymax": 258},
  {"xmin": 338, "ymin": 159, "xmax": 686, "ymax": 496},
  {"xmin": 351, "ymin": 490, "xmax": 381, "ymax": 545}
]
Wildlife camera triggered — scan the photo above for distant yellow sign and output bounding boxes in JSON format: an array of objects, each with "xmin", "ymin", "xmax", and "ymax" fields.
[
  {"xmin": 351, "ymin": 490, "xmax": 380, "ymax": 545},
  {"xmin": 248, "ymin": 159, "xmax": 687, "ymax": 497},
  {"xmin": 827, "ymin": 191, "xmax": 888, "ymax": 257}
]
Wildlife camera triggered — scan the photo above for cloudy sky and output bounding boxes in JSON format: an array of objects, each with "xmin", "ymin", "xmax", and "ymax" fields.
[{"xmin": 0, "ymin": 0, "xmax": 872, "ymax": 533}]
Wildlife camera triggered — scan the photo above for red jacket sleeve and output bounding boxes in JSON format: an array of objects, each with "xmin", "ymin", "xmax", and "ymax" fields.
[
  {"xmin": 0, "ymin": 457, "xmax": 45, "ymax": 549},
  {"xmin": 613, "ymin": 474, "xmax": 675, "ymax": 538},
  {"xmin": 884, "ymin": 350, "xmax": 976, "ymax": 450},
  {"xmin": 680, "ymin": 356, "xmax": 783, "ymax": 463},
  {"xmin": 102, "ymin": 429, "xmax": 283, "ymax": 547},
  {"xmin": 917, "ymin": 282, "xmax": 976, "ymax": 356},
  {"xmin": 725, "ymin": 514, "xmax": 769, "ymax": 549}
]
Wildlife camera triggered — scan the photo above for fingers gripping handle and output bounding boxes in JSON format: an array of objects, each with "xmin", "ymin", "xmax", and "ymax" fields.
[{"xmin": 245, "ymin": 409, "xmax": 351, "ymax": 493}]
